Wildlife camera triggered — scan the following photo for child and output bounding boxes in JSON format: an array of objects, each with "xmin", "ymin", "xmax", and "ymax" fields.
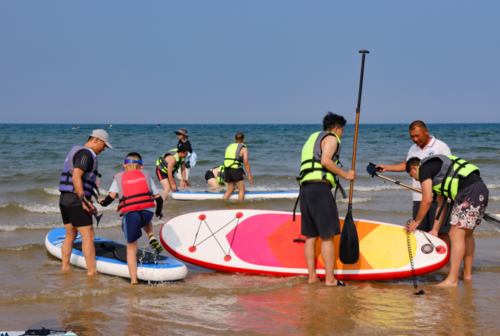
[{"xmin": 99, "ymin": 152, "xmax": 164, "ymax": 284}]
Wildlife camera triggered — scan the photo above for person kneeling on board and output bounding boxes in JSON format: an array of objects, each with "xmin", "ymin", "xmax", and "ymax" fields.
[
  {"xmin": 155, "ymin": 144, "xmax": 189, "ymax": 201},
  {"xmin": 98, "ymin": 152, "xmax": 164, "ymax": 284},
  {"xmin": 222, "ymin": 133, "xmax": 253, "ymax": 200},
  {"xmin": 205, "ymin": 165, "xmax": 226, "ymax": 189},
  {"xmin": 405, "ymin": 154, "xmax": 489, "ymax": 287},
  {"xmin": 59, "ymin": 129, "xmax": 112, "ymax": 276},
  {"xmin": 298, "ymin": 112, "xmax": 356, "ymax": 286}
]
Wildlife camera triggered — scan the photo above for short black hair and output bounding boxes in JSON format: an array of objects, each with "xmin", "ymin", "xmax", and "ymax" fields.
[
  {"xmin": 126, "ymin": 152, "xmax": 142, "ymax": 161},
  {"xmin": 178, "ymin": 143, "xmax": 189, "ymax": 153},
  {"xmin": 409, "ymin": 120, "xmax": 427, "ymax": 131},
  {"xmin": 406, "ymin": 157, "xmax": 421, "ymax": 173},
  {"xmin": 235, "ymin": 133, "xmax": 244, "ymax": 142},
  {"xmin": 323, "ymin": 112, "xmax": 347, "ymax": 131}
]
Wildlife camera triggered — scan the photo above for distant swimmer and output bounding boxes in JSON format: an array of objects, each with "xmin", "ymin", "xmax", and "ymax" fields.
[
  {"xmin": 98, "ymin": 152, "xmax": 164, "ymax": 284},
  {"xmin": 376, "ymin": 121, "xmax": 452, "ymax": 248},
  {"xmin": 174, "ymin": 128, "xmax": 194, "ymax": 187},
  {"xmin": 156, "ymin": 144, "xmax": 189, "ymax": 200},
  {"xmin": 222, "ymin": 133, "xmax": 253, "ymax": 200},
  {"xmin": 58, "ymin": 129, "xmax": 112, "ymax": 276},
  {"xmin": 405, "ymin": 155, "xmax": 489, "ymax": 287},
  {"xmin": 158, "ymin": 124, "xmax": 161, "ymax": 127},
  {"xmin": 110, "ymin": 124, "xmax": 113, "ymax": 129},
  {"xmin": 205, "ymin": 165, "xmax": 226, "ymax": 189},
  {"xmin": 298, "ymin": 112, "xmax": 355, "ymax": 286}
]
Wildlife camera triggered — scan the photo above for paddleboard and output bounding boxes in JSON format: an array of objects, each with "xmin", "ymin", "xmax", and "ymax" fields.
[
  {"xmin": 172, "ymin": 190, "xmax": 299, "ymax": 201},
  {"xmin": 0, "ymin": 329, "xmax": 78, "ymax": 336},
  {"xmin": 46, "ymin": 228, "xmax": 187, "ymax": 282},
  {"xmin": 160, "ymin": 210, "xmax": 449, "ymax": 281}
]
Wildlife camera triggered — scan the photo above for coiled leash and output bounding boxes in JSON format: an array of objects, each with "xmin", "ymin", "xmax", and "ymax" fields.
[{"xmin": 406, "ymin": 219, "xmax": 425, "ymax": 296}]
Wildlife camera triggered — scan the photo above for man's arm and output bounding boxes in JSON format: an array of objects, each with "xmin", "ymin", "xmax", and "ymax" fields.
[
  {"xmin": 406, "ymin": 178, "xmax": 433, "ymax": 233},
  {"xmin": 167, "ymin": 157, "xmax": 178, "ymax": 191},
  {"xmin": 72, "ymin": 168, "xmax": 97, "ymax": 214},
  {"xmin": 375, "ymin": 162, "xmax": 406, "ymax": 173},
  {"xmin": 321, "ymin": 136, "xmax": 356, "ymax": 181},
  {"xmin": 242, "ymin": 147, "xmax": 253, "ymax": 184},
  {"xmin": 180, "ymin": 163, "xmax": 187, "ymax": 188},
  {"xmin": 429, "ymin": 195, "xmax": 447, "ymax": 236}
]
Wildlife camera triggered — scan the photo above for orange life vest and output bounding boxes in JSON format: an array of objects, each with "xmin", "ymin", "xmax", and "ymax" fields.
[{"xmin": 114, "ymin": 170, "xmax": 155, "ymax": 215}]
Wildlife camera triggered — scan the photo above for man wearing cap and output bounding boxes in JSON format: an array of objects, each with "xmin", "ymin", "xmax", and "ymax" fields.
[
  {"xmin": 174, "ymin": 128, "xmax": 194, "ymax": 186},
  {"xmin": 376, "ymin": 121, "xmax": 452, "ymax": 248},
  {"xmin": 58, "ymin": 129, "xmax": 112, "ymax": 276}
]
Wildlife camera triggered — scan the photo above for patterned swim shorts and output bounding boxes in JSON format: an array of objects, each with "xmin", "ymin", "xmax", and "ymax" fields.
[{"xmin": 450, "ymin": 181, "xmax": 489, "ymax": 230}]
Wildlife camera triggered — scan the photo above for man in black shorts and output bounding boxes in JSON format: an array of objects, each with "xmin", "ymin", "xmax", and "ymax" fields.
[
  {"xmin": 406, "ymin": 155, "xmax": 489, "ymax": 287},
  {"xmin": 222, "ymin": 133, "xmax": 253, "ymax": 200},
  {"xmin": 59, "ymin": 129, "xmax": 112, "ymax": 275},
  {"xmin": 298, "ymin": 113, "xmax": 356, "ymax": 286}
]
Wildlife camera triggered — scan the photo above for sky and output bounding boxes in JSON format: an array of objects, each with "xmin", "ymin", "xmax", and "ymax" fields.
[{"xmin": 0, "ymin": 1, "xmax": 499, "ymax": 124}]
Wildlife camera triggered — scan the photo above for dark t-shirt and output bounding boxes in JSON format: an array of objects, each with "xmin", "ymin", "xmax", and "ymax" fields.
[
  {"xmin": 419, "ymin": 158, "xmax": 481, "ymax": 193},
  {"xmin": 177, "ymin": 139, "xmax": 193, "ymax": 154},
  {"xmin": 60, "ymin": 149, "xmax": 95, "ymax": 206}
]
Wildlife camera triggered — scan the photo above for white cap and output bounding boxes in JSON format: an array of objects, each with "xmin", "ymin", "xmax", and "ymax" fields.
[{"xmin": 90, "ymin": 129, "xmax": 113, "ymax": 148}]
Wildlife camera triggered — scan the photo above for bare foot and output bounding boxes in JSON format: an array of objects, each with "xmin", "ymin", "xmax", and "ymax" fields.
[
  {"xmin": 61, "ymin": 267, "xmax": 71, "ymax": 272},
  {"xmin": 435, "ymin": 279, "xmax": 458, "ymax": 288},
  {"xmin": 308, "ymin": 276, "xmax": 320, "ymax": 284},
  {"xmin": 87, "ymin": 270, "xmax": 99, "ymax": 276},
  {"xmin": 325, "ymin": 279, "xmax": 347, "ymax": 287},
  {"xmin": 459, "ymin": 273, "xmax": 472, "ymax": 280}
]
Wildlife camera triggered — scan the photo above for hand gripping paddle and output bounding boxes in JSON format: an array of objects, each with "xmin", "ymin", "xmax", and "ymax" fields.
[
  {"xmin": 80, "ymin": 194, "xmax": 103, "ymax": 228},
  {"xmin": 339, "ymin": 50, "xmax": 369, "ymax": 264}
]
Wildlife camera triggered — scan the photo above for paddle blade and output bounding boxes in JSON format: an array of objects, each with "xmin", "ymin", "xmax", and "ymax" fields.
[
  {"xmin": 95, "ymin": 213, "xmax": 103, "ymax": 228},
  {"xmin": 339, "ymin": 207, "xmax": 360, "ymax": 264},
  {"xmin": 366, "ymin": 162, "xmax": 379, "ymax": 177}
]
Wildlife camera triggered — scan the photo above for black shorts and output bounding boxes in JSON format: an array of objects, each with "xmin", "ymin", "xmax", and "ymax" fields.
[
  {"xmin": 59, "ymin": 194, "xmax": 93, "ymax": 228},
  {"xmin": 300, "ymin": 182, "xmax": 341, "ymax": 239},
  {"xmin": 205, "ymin": 169, "xmax": 215, "ymax": 182},
  {"xmin": 224, "ymin": 168, "xmax": 244, "ymax": 183},
  {"xmin": 156, "ymin": 167, "xmax": 169, "ymax": 181},
  {"xmin": 412, "ymin": 201, "xmax": 451, "ymax": 234}
]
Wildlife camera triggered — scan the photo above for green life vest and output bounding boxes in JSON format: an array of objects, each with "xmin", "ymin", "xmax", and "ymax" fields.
[
  {"xmin": 156, "ymin": 149, "xmax": 185, "ymax": 174},
  {"xmin": 217, "ymin": 165, "xmax": 226, "ymax": 187},
  {"xmin": 299, "ymin": 131, "xmax": 341, "ymax": 187},
  {"xmin": 419, "ymin": 154, "xmax": 479, "ymax": 201},
  {"xmin": 224, "ymin": 143, "xmax": 247, "ymax": 169}
]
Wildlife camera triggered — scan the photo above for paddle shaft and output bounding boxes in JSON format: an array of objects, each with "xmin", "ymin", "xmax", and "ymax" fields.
[
  {"xmin": 349, "ymin": 50, "xmax": 369, "ymax": 204},
  {"xmin": 375, "ymin": 174, "xmax": 422, "ymax": 193}
]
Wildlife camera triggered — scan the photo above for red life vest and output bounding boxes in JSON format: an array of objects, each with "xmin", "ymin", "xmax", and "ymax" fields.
[{"xmin": 114, "ymin": 170, "xmax": 155, "ymax": 215}]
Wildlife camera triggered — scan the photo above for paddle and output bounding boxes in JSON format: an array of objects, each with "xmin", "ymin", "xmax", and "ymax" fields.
[
  {"xmin": 80, "ymin": 194, "xmax": 103, "ymax": 228},
  {"xmin": 366, "ymin": 162, "xmax": 500, "ymax": 231},
  {"xmin": 339, "ymin": 50, "xmax": 369, "ymax": 264}
]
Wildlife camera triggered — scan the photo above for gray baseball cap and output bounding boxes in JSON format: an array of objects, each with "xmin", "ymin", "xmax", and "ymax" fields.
[{"xmin": 90, "ymin": 129, "xmax": 113, "ymax": 148}]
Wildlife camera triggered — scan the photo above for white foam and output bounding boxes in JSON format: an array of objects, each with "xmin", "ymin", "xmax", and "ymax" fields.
[
  {"xmin": 0, "ymin": 218, "xmax": 124, "ymax": 231},
  {"xmin": 352, "ymin": 185, "xmax": 405, "ymax": 192},
  {"xmin": 487, "ymin": 183, "xmax": 500, "ymax": 189},
  {"xmin": 43, "ymin": 187, "xmax": 60, "ymax": 195},
  {"xmin": 19, "ymin": 203, "xmax": 60, "ymax": 214},
  {"xmin": 337, "ymin": 197, "xmax": 372, "ymax": 204},
  {"xmin": 0, "ymin": 203, "xmax": 8, "ymax": 208},
  {"xmin": 490, "ymin": 196, "xmax": 500, "ymax": 201}
]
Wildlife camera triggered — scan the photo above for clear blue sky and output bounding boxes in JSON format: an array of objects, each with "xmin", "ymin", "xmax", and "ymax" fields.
[{"xmin": 1, "ymin": 1, "xmax": 499, "ymax": 124}]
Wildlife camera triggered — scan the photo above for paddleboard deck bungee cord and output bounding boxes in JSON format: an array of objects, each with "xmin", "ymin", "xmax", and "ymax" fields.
[
  {"xmin": 46, "ymin": 228, "xmax": 187, "ymax": 282},
  {"xmin": 172, "ymin": 190, "xmax": 299, "ymax": 201},
  {"xmin": 160, "ymin": 209, "xmax": 449, "ymax": 281}
]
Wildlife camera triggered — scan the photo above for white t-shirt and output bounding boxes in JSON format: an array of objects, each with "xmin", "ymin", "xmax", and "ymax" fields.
[{"xmin": 406, "ymin": 136, "xmax": 451, "ymax": 201}]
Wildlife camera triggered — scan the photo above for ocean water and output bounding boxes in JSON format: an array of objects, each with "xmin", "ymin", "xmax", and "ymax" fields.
[{"xmin": 1, "ymin": 123, "xmax": 500, "ymax": 335}]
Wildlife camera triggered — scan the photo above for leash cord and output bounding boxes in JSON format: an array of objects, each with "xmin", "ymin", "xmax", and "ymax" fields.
[{"xmin": 406, "ymin": 219, "xmax": 425, "ymax": 295}]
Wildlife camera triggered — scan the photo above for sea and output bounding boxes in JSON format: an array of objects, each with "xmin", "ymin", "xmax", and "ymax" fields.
[{"xmin": 0, "ymin": 123, "xmax": 499, "ymax": 335}]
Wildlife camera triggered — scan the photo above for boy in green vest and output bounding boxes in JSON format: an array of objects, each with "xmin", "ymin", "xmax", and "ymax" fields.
[
  {"xmin": 298, "ymin": 112, "xmax": 356, "ymax": 286},
  {"xmin": 406, "ymin": 155, "xmax": 489, "ymax": 287},
  {"xmin": 222, "ymin": 133, "xmax": 253, "ymax": 200}
]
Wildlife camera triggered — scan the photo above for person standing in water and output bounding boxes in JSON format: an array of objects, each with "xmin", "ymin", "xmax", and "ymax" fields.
[
  {"xmin": 156, "ymin": 144, "xmax": 189, "ymax": 201},
  {"xmin": 405, "ymin": 155, "xmax": 488, "ymax": 287},
  {"xmin": 59, "ymin": 130, "xmax": 112, "ymax": 275},
  {"xmin": 376, "ymin": 121, "xmax": 452, "ymax": 248},
  {"xmin": 174, "ymin": 128, "xmax": 194, "ymax": 186},
  {"xmin": 222, "ymin": 133, "xmax": 253, "ymax": 200},
  {"xmin": 298, "ymin": 112, "xmax": 356, "ymax": 286}
]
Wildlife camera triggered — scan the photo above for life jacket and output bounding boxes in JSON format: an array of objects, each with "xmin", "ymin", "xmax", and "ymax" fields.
[
  {"xmin": 216, "ymin": 165, "xmax": 226, "ymax": 186},
  {"xmin": 224, "ymin": 143, "xmax": 247, "ymax": 169},
  {"xmin": 419, "ymin": 154, "xmax": 480, "ymax": 201},
  {"xmin": 156, "ymin": 149, "xmax": 185, "ymax": 174},
  {"xmin": 114, "ymin": 170, "xmax": 155, "ymax": 215},
  {"xmin": 59, "ymin": 146, "xmax": 100, "ymax": 199},
  {"xmin": 298, "ymin": 131, "xmax": 341, "ymax": 187}
]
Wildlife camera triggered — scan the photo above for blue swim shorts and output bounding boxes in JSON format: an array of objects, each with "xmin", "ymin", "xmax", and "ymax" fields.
[{"xmin": 122, "ymin": 210, "xmax": 154, "ymax": 243}]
